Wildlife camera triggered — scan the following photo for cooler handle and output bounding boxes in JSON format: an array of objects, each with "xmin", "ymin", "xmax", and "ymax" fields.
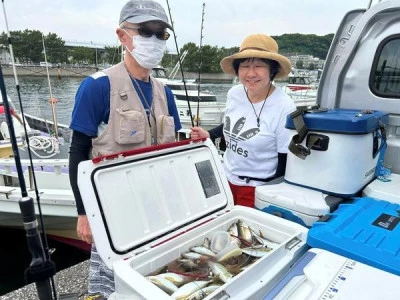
[
  {"xmin": 263, "ymin": 251, "xmax": 316, "ymax": 300},
  {"xmin": 288, "ymin": 108, "xmax": 329, "ymax": 160},
  {"xmin": 306, "ymin": 133, "xmax": 329, "ymax": 151}
]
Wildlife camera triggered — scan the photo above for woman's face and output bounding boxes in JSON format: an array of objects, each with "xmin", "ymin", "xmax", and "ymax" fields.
[{"xmin": 238, "ymin": 58, "xmax": 271, "ymax": 94}]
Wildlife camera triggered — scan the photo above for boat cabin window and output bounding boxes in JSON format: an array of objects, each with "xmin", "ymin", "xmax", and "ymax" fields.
[
  {"xmin": 288, "ymin": 76, "xmax": 311, "ymax": 85},
  {"xmin": 371, "ymin": 37, "xmax": 400, "ymax": 98}
]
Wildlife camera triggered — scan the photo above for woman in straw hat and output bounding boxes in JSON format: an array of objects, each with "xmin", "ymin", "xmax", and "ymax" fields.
[{"xmin": 191, "ymin": 33, "xmax": 296, "ymax": 207}]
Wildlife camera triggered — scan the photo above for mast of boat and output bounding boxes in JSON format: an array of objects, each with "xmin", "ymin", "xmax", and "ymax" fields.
[
  {"xmin": 165, "ymin": 0, "xmax": 195, "ymax": 127},
  {"xmin": 42, "ymin": 34, "xmax": 59, "ymax": 139},
  {"xmin": 196, "ymin": 3, "xmax": 205, "ymax": 127},
  {"xmin": 1, "ymin": 2, "xmax": 56, "ymax": 299}
]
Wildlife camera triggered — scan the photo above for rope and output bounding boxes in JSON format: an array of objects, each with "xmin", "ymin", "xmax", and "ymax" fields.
[{"xmin": 24, "ymin": 135, "xmax": 61, "ymax": 158}]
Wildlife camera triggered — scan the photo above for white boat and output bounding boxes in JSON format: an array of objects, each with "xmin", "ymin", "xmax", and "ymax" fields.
[
  {"xmin": 281, "ymin": 71, "xmax": 318, "ymax": 106},
  {"xmin": 152, "ymin": 66, "xmax": 225, "ymax": 133},
  {"xmin": 0, "ymin": 97, "xmax": 88, "ymax": 251}
]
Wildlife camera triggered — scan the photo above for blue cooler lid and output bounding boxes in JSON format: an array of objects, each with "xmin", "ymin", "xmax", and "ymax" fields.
[{"xmin": 286, "ymin": 109, "xmax": 389, "ymax": 134}]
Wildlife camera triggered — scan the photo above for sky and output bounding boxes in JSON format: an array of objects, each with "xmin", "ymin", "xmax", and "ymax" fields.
[{"xmin": 1, "ymin": 0, "xmax": 372, "ymax": 52}]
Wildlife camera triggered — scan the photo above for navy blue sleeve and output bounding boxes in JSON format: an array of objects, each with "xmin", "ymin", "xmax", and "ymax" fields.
[
  {"xmin": 208, "ymin": 123, "xmax": 224, "ymax": 142},
  {"xmin": 69, "ymin": 130, "xmax": 93, "ymax": 215},
  {"xmin": 274, "ymin": 153, "xmax": 287, "ymax": 178},
  {"xmin": 70, "ymin": 74, "xmax": 111, "ymax": 136},
  {"xmin": 165, "ymin": 86, "xmax": 182, "ymax": 132}
]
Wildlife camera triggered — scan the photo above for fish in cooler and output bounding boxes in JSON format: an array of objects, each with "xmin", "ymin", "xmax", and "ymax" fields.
[
  {"xmin": 108, "ymin": 209, "xmax": 308, "ymax": 300},
  {"xmin": 144, "ymin": 219, "xmax": 282, "ymax": 299}
]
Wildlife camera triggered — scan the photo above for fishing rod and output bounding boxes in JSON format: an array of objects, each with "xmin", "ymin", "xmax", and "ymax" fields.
[
  {"xmin": 1, "ymin": 1, "xmax": 57, "ymax": 299},
  {"xmin": 196, "ymin": 2, "xmax": 205, "ymax": 127},
  {"xmin": 42, "ymin": 33, "xmax": 59, "ymax": 139},
  {"xmin": 165, "ymin": 0, "xmax": 195, "ymax": 127}
]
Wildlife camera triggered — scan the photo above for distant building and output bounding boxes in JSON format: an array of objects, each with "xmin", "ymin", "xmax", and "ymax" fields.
[{"xmin": 288, "ymin": 54, "xmax": 325, "ymax": 69}]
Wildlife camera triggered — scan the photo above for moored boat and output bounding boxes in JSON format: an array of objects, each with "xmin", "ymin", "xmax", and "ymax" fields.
[
  {"xmin": 152, "ymin": 66, "xmax": 225, "ymax": 132},
  {"xmin": 0, "ymin": 96, "xmax": 88, "ymax": 252}
]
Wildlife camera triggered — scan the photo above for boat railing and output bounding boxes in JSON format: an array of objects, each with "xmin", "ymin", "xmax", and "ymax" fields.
[{"xmin": 0, "ymin": 158, "xmax": 69, "ymax": 190}]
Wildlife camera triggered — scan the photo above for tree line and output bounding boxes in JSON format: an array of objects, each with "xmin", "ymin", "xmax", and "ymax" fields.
[{"xmin": 0, "ymin": 29, "xmax": 334, "ymax": 73}]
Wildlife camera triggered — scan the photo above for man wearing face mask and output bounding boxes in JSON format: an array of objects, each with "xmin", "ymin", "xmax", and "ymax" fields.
[{"xmin": 68, "ymin": 0, "xmax": 181, "ymax": 298}]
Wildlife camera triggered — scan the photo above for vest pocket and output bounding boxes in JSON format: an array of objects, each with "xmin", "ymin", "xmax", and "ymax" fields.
[
  {"xmin": 157, "ymin": 115, "xmax": 175, "ymax": 144},
  {"xmin": 114, "ymin": 109, "xmax": 146, "ymax": 144}
]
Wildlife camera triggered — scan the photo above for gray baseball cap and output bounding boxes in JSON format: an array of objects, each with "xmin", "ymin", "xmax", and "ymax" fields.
[{"xmin": 119, "ymin": 0, "xmax": 173, "ymax": 30}]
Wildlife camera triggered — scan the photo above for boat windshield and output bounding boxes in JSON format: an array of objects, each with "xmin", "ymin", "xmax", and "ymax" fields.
[
  {"xmin": 152, "ymin": 68, "xmax": 167, "ymax": 79},
  {"xmin": 288, "ymin": 76, "xmax": 311, "ymax": 85}
]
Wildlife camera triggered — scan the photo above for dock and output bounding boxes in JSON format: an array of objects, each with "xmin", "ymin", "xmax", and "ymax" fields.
[{"xmin": 0, "ymin": 260, "xmax": 90, "ymax": 300}]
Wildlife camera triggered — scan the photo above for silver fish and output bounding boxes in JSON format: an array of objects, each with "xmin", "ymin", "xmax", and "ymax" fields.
[
  {"xmin": 250, "ymin": 228, "xmax": 278, "ymax": 249},
  {"xmin": 146, "ymin": 275, "xmax": 179, "ymax": 295},
  {"xmin": 190, "ymin": 246, "xmax": 216, "ymax": 257},
  {"xmin": 227, "ymin": 222, "xmax": 241, "ymax": 246},
  {"xmin": 227, "ymin": 222, "xmax": 238, "ymax": 236},
  {"xmin": 236, "ymin": 219, "xmax": 253, "ymax": 244},
  {"xmin": 182, "ymin": 251, "xmax": 209, "ymax": 261},
  {"xmin": 242, "ymin": 245, "xmax": 272, "ymax": 257},
  {"xmin": 171, "ymin": 280, "xmax": 212, "ymax": 300},
  {"xmin": 208, "ymin": 261, "xmax": 233, "ymax": 283},
  {"xmin": 156, "ymin": 272, "xmax": 188, "ymax": 287}
]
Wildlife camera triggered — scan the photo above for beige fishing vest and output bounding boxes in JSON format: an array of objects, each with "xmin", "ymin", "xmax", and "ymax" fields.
[{"xmin": 91, "ymin": 62, "xmax": 176, "ymax": 157}]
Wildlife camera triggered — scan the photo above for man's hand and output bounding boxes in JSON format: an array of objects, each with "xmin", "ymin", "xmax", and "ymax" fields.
[
  {"xmin": 77, "ymin": 215, "xmax": 93, "ymax": 244},
  {"xmin": 190, "ymin": 127, "xmax": 209, "ymax": 139}
]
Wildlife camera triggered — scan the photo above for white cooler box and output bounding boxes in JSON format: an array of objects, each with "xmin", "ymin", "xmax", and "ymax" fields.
[
  {"xmin": 78, "ymin": 139, "xmax": 309, "ymax": 300},
  {"xmin": 255, "ymin": 182, "xmax": 343, "ymax": 227},
  {"xmin": 263, "ymin": 248, "xmax": 400, "ymax": 300},
  {"xmin": 285, "ymin": 109, "xmax": 388, "ymax": 197},
  {"xmin": 362, "ymin": 174, "xmax": 400, "ymax": 204}
]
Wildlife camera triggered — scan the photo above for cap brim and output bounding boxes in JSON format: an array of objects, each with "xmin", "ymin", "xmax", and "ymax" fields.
[
  {"xmin": 124, "ymin": 16, "xmax": 173, "ymax": 30},
  {"xmin": 220, "ymin": 50, "xmax": 291, "ymax": 79}
]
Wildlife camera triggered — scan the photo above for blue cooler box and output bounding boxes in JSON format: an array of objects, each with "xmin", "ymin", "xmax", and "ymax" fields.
[
  {"xmin": 307, "ymin": 197, "xmax": 400, "ymax": 275},
  {"xmin": 285, "ymin": 109, "xmax": 388, "ymax": 196}
]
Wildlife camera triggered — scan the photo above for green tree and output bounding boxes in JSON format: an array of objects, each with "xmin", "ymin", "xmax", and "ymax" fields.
[
  {"xmin": 180, "ymin": 42, "xmax": 199, "ymax": 71},
  {"xmin": 15, "ymin": 29, "xmax": 43, "ymax": 63},
  {"xmin": 43, "ymin": 32, "xmax": 67, "ymax": 63},
  {"xmin": 104, "ymin": 45, "xmax": 123, "ymax": 65},
  {"xmin": 0, "ymin": 30, "xmax": 66, "ymax": 64},
  {"xmin": 69, "ymin": 46, "xmax": 94, "ymax": 64}
]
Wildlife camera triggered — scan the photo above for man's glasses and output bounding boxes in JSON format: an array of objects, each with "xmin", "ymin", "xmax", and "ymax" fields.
[{"xmin": 123, "ymin": 26, "xmax": 170, "ymax": 41}]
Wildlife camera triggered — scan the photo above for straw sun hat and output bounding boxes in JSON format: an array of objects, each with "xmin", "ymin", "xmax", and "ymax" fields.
[{"xmin": 220, "ymin": 34, "xmax": 291, "ymax": 79}]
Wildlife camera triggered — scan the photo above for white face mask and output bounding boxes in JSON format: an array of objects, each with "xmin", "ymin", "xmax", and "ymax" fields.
[{"xmin": 125, "ymin": 33, "xmax": 166, "ymax": 69}]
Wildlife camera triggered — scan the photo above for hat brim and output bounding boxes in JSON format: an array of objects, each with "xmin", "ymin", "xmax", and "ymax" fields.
[
  {"xmin": 220, "ymin": 49, "xmax": 291, "ymax": 79},
  {"xmin": 124, "ymin": 16, "xmax": 173, "ymax": 30}
]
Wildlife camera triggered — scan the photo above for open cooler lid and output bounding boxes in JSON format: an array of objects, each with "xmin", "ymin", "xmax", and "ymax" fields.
[
  {"xmin": 78, "ymin": 139, "xmax": 233, "ymax": 267},
  {"xmin": 285, "ymin": 109, "xmax": 388, "ymax": 133}
]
